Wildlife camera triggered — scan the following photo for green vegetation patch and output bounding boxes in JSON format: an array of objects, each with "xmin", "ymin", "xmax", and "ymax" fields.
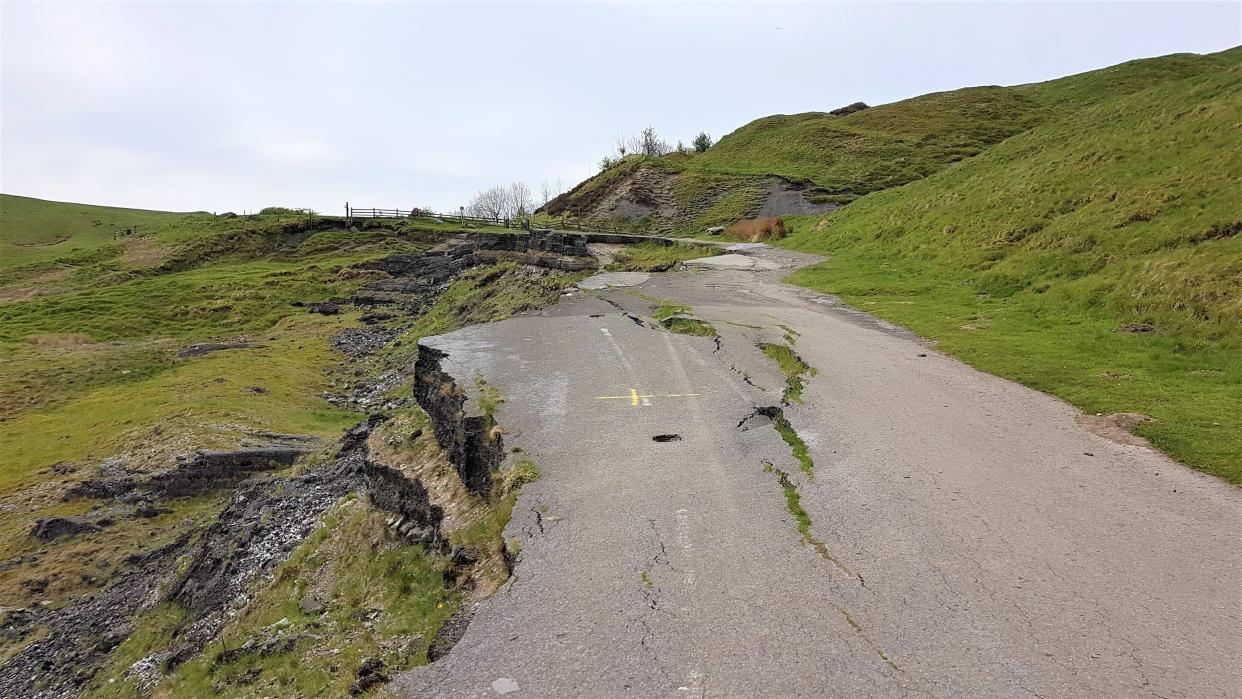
[
  {"xmin": 763, "ymin": 463, "xmax": 833, "ymax": 563},
  {"xmin": 546, "ymin": 48, "xmax": 1239, "ymax": 242},
  {"xmin": 660, "ymin": 317, "xmax": 718, "ymax": 337},
  {"xmin": 0, "ymin": 194, "xmax": 193, "ymax": 270},
  {"xmin": 772, "ymin": 410, "xmax": 814, "ymax": 479},
  {"xmin": 474, "ymin": 375, "xmax": 504, "ymax": 419},
  {"xmin": 406, "ymin": 262, "xmax": 588, "ymax": 340},
  {"xmin": 760, "ymin": 342, "xmax": 818, "ymax": 404},
  {"xmin": 607, "ymin": 241, "xmax": 720, "ymax": 273},
  {"xmin": 647, "ymin": 298, "xmax": 718, "ymax": 337}
]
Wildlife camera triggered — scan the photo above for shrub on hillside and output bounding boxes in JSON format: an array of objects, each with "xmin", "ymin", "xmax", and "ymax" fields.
[
  {"xmin": 259, "ymin": 206, "xmax": 314, "ymax": 216},
  {"xmin": 726, "ymin": 216, "xmax": 786, "ymax": 242}
]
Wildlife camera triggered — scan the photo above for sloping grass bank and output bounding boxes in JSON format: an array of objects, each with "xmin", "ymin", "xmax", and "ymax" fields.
[{"xmin": 780, "ymin": 61, "xmax": 1242, "ymax": 484}]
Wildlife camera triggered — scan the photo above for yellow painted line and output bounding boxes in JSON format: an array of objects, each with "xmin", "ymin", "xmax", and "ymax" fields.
[{"xmin": 593, "ymin": 389, "xmax": 696, "ymax": 405}]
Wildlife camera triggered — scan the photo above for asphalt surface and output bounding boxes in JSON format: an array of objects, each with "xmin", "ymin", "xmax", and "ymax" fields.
[{"xmin": 394, "ymin": 247, "xmax": 1242, "ymax": 698}]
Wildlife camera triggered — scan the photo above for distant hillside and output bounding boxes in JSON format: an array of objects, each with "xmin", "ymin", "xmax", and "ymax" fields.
[{"xmin": 541, "ymin": 48, "xmax": 1239, "ymax": 234}]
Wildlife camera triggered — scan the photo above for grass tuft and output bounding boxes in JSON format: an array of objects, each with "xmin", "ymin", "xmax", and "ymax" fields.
[{"xmin": 760, "ymin": 342, "xmax": 817, "ymax": 404}]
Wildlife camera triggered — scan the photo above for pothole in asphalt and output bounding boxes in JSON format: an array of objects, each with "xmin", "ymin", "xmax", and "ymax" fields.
[{"xmin": 652, "ymin": 434, "xmax": 682, "ymax": 443}]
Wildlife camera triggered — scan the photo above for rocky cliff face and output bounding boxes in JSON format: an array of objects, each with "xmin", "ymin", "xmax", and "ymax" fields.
[
  {"xmin": 539, "ymin": 163, "xmax": 839, "ymax": 234},
  {"xmin": 412, "ymin": 345, "xmax": 503, "ymax": 497}
]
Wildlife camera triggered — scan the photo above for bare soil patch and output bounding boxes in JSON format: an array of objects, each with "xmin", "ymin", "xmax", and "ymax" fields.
[{"xmin": 1075, "ymin": 412, "xmax": 1155, "ymax": 447}]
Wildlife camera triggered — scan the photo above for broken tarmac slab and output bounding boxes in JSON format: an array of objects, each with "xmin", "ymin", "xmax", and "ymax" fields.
[
  {"xmin": 683, "ymin": 253, "xmax": 780, "ymax": 271},
  {"xmin": 576, "ymin": 272, "xmax": 650, "ymax": 290}
]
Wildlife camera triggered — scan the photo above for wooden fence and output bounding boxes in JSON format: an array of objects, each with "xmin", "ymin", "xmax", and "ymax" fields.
[
  {"xmin": 345, "ymin": 203, "xmax": 516, "ymax": 228},
  {"xmin": 343, "ymin": 202, "xmax": 626, "ymax": 234}
]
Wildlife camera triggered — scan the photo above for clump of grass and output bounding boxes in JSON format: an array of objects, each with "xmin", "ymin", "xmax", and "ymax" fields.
[
  {"xmin": 660, "ymin": 317, "xmax": 718, "ymax": 337},
  {"xmin": 771, "ymin": 411, "xmax": 814, "ymax": 478},
  {"xmin": 607, "ymin": 241, "xmax": 719, "ymax": 273},
  {"xmin": 727, "ymin": 217, "xmax": 787, "ymax": 242},
  {"xmin": 406, "ymin": 262, "xmax": 587, "ymax": 339},
  {"xmin": 762, "ymin": 462, "xmax": 835, "ymax": 564},
  {"xmin": 652, "ymin": 301, "xmax": 690, "ymax": 320},
  {"xmin": 650, "ymin": 299, "xmax": 718, "ymax": 337},
  {"xmin": 760, "ymin": 342, "xmax": 817, "ymax": 404},
  {"xmin": 474, "ymin": 375, "xmax": 504, "ymax": 418},
  {"xmin": 503, "ymin": 458, "xmax": 540, "ymax": 491}
]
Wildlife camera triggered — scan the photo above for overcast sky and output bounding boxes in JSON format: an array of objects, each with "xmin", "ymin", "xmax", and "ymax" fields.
[{"xmin": 1, "ymin": 1, "xmax": 1238, "ymax": 215}]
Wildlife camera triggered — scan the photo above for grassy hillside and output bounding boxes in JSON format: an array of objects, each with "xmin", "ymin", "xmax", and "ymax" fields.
[
  {"xmin": 543, "ymin": 48, "xmax": 1239, "ymax": 233},
  {"xmin": 781, "ymin": 58, "xmax": 1242, "ymax": 482},
  {"xmin": 0, "ymin": 194, "xmax": 196, "ymax": 268},
  {"xmin": 690, "ymin": 86, "xmax": 1047, "ymax": 197}
]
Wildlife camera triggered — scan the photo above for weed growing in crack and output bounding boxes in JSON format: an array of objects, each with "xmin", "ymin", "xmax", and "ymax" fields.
[
  {"xmin": 759, "ymin": 342, "xmax": 817, "ymax": 404},
  {"xmin": 764, "ymin": 462, "xmax": 852, "ymax": 575},
  {"xmin": 645, "ymin": 297, "xmax": 719, "ymax": 337},
  {"xmin": 661, "ymin": 316, "xmax": 718, "ymax": 337},
  {"xmin": 773, "ymin": 411, "xmax": 814, "ymax": 478},
  {"xmin": 767, "ymin": 464, "xmax": 814, "ymax": 543}
]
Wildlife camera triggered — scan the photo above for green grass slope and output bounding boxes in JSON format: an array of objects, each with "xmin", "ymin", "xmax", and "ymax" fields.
[
  {"xmin": 544, "ymin": 48, "xmax": 1238, "ymax": 232},
  {"xmin": 691, "ymin": 86, "xmax": 1048, "ymax": 197},
  {"xmin": 0, "ymin": 194, "xmax": 195, "ymax": 268},
  {"xmin": 781, "ymin": 59, "xmax": 1242, "ymax": 482}
]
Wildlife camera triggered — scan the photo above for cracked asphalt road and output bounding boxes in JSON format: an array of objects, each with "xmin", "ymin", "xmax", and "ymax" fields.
[{"xmin": 393, "ymin": 247, "xmax": 1241, "ymax": 698}]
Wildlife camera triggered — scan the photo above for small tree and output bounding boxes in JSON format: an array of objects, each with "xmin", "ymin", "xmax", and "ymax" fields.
[
  {"xmin": 506, "ymin": 182, "xmax": 533, "ymax": 220},
  {"xmin": 693, "ymin": 131, "xmax": 713, "ymax": 153},
  {"xmin": 639, "ymin": 126, "xmax": 670, "ymax": 156},
  {"xmin": 468, "ymin": 186, "xmax": 508, "ymax": 220}
]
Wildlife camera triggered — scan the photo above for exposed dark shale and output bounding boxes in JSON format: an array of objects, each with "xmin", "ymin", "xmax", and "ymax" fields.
[
  {"xmin": 0, "ymin": 416, "xmax": 380, "ymax": 699},
  {"xmin": 412, "ymin": 345, "xmax": 504, "ymax": 497}
]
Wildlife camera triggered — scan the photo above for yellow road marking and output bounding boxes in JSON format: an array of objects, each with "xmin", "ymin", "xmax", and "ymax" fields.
[{"xmin": 593, "ymin": 390, "xmax": 702, "ymax": 406}]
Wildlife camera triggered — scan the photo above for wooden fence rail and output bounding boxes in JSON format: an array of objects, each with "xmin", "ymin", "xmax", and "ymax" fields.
[{"xmin": 343, "ymin": 202, "xmax": 626, "ymax": 234}]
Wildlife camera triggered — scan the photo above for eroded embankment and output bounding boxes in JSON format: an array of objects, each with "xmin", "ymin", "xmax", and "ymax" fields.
[
  {"xmin": 0, "ymin": 259, "xmax": 567, "ymax": 698},
  {"xmin": 0, "ymin": 347, "xmax": 522, "ymax": 699},
  {"xmin": 0, "ymin": 225, "xmax": 690, "ymax": 697}
]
